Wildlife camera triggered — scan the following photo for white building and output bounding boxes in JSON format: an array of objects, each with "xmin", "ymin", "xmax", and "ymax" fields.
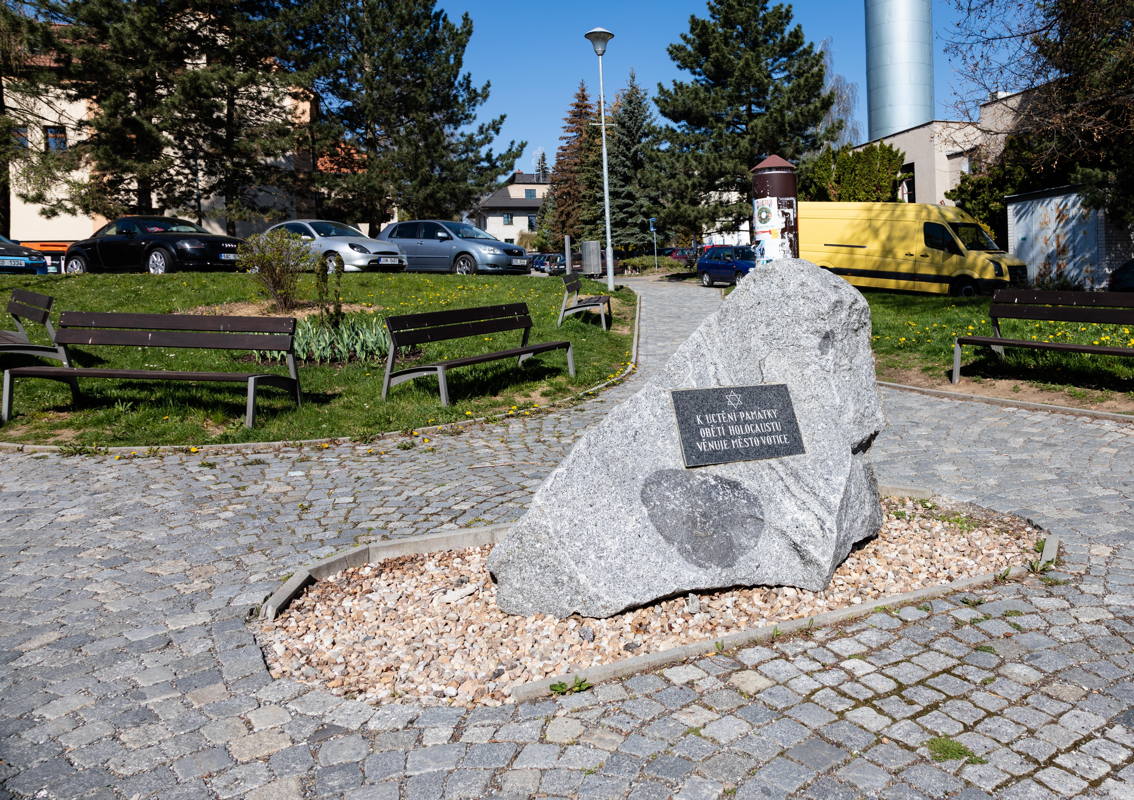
[
  {"xmin": 1007, "ymin": 186, "xmax": 1134, "ymax": 289},
  {"xmin": 472, "ymin": 171, "xmax": 548, "ymax": 244}
]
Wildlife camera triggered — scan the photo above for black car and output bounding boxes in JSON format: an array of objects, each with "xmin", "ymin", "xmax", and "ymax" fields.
[
  {"xmin": 0, "ymin": 236, "xmax": 49, "ymax": 275},
  {"xmin": 64, "ymin": 217, "xmax": 242, "ymax": 275}
]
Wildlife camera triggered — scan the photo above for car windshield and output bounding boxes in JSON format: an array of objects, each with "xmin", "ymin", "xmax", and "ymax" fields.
[
  {"xmin": 442, "ymin": 222, "xmax": 495, "ymax": 240},
  {"xmin": 949, "ymin": 223, "xmax": 1000, "ymax": 251},
  {"xmin": 136, "ymin": 218, "xmax": 209, "ymax": 234},
  {"xmin": 309, "ymin": 220, "xmax": 363, "ymax": 238},
  {"xmin": 736, "ymin": 247, "xmax": 756, "ymax": 261}
]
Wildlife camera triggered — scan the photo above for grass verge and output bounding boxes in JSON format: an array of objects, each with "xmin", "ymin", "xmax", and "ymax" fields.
[
  {"xmin": 0, "ymin": 272, "xmax": 635, "ymax": 446},
  {"xmin": 866, "ymin": 291, "xmax": 1134, "ymax": 411}
]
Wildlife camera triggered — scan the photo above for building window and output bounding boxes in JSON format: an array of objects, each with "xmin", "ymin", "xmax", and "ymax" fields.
[
  {"xmin": 524, "ymin": 189, "xmax": 536, "ymax": 199},
  {"xmin": 502, "ymin": 212, "xmax": 513, "ymax": 225},
  {"xmin": 527, "ymin": 215, "xmax": 537, "ymax": 231},
  {"xmin": 44, "ymin": 126, "xmax": 67, "ymax": 152},
  {"xmin": 13, "ymin": 126, "xmax": 29, "ymax": 149},
  {"xmin": 898, "ymin": 163, "xmax": 915, "ymax": 203}
]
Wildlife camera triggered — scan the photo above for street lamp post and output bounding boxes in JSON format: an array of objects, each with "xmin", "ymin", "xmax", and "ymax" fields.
[{"xmin": 584, "ymin": 26, "xmax": 616, "ymax": 291}]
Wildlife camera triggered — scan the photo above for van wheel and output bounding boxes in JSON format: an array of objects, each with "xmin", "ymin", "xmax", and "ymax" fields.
[
  {"xmin": 700, "ymin": 271, "xmax": 714, "ymax": 288},
  {"xmin": 950, "ymin": 278, "xmax": 979, "ymax": 297}
]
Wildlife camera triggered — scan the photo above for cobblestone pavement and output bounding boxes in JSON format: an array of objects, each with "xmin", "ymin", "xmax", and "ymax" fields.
[{"xmin": 1, "ymin": 277, "xmax": 1132, "ymax": 799}]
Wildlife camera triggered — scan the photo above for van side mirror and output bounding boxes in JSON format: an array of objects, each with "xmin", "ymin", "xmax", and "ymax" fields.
[{"xmin": 436, "ymin": 230, "xmax": 450, "ymax": 240}]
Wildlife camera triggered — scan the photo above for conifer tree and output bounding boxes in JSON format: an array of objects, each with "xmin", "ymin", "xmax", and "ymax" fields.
[
  {"xmin": 24, "ymin": 0, "xmax": 200, "ymax": 216},
  {"xmin": 0, "ymin": 4, "xmax": 50, "ymax": 236},
  {"xmin": 169, "ymin": 0, "xmax": 295, "ymax": 232},
  {"xmin": 547, "ymin": 82, "xmax": 595, "ymax": 241},
  {"xmin": 606, "ymin": 72, "xmax": 663, "ymax": 252},
  {"xmin": 23, "ymin": 0, "xmax": 291, "ymax": 222},
  {"xmin": 309, "ymin": 0, "xmax": 522, "ymax": 229},
  {"xmin": 655, "ymin": 0, "xmax": 835, "ymax": 236}
]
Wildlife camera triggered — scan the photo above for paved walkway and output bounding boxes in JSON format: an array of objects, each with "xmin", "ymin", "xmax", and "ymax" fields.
[{"xmin": 1, "ymin": 277, "xmax": 1132, "ymax": 800}]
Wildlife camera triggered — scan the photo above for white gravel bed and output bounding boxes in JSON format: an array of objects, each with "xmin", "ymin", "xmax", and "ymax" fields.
[{"xmin": 257, "ymin": 497, "xmax": 1040, "ymax": 707}]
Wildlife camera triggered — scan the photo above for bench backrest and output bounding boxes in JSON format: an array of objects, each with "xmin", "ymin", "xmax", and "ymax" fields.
[
  {"xmin": 562, "ymin": 275, "xmax": 583, "ymax": 296},
  {"xmin": 990, "ymin": 290, "xmax": 1134, "ymax": 327},
  {"xmin": 385, "ymin": 303, "xmax": 532, "ymax": 349},
  {"xmin": 56, "ymin": 312, "xmax": 296, "ymax": 352},
  {"xmin": 7, "ymin": 289, "xmax": 54, "ymax": 333}
]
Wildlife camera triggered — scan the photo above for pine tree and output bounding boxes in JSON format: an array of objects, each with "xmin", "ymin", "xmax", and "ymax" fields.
[
  {"xmin": 22, "ymin": 0, "xmax": 291, "ymax": 222},
  {"xmin": 606, "ymin": 72, "xmax": 663, "ymax": 253},
  {"xmin": 23, "ymin": 0, "xmax": 201, "ymax": 216},
  {"xmin": 168, "ymin": 0, "xmax": 295, "ymax": 232},
  {"xmin": 309, "ymin": 0, "xmax": 522, "ymax": 229},
  {"xmin": 547, "ymin": 82, "xmax": 595, "ymax": 241},
  {"xmin": 655, "ymin": 0, "xmax": 835, "ymax": 237},
  {"xmin": 0, "ymin": 4, "xmax": 50, "ymax": 236}
]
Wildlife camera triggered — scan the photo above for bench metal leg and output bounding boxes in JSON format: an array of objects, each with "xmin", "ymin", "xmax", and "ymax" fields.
[
  {"xmin": 2, "ymin": 371, "xmax": 11, "ymax": 423},
  {"xmin": 952, "ymin": 342, "xmax": 962, "ymax": 384},
  {"xmin": 566, "ymin": 344, "xmax": 576, "ymax": 377},
  {"xmin": 245, "ymin": 378, "xmax": 258, "ymax": 428},
  {"xmin": 437, "ymin": 367, "xmax": 450, "ymax": 407}
]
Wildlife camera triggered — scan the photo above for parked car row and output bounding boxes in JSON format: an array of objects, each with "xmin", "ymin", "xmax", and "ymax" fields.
[
  {"xmin": 0, "ymin": 235, "xmax": 51, "ymax": 275},
  {"xmin": 53, "ymin": 216, "xmax": 533, "ymax": 276}
]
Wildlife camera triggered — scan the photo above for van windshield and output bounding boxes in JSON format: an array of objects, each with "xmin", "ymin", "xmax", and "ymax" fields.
[{"xmin": 949, "ymin": 223, "xmax": 1000, "ymax": 251}]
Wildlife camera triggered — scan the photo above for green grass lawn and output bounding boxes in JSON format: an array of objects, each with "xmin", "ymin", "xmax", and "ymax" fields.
[
  {"xmin": 866, "ymin": 290, "xmax": 1134, "ymax": 404},
  {"xmin": 0, "ymin": 272, "xmax": 635, "ymax": 446}
]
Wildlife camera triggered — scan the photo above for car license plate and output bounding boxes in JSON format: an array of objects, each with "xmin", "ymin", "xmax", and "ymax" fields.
[
  {"xmin": 378, "ymin": 257, "xmax": 399, "ymax": 265},
  {"xmin": 0, "ymin": 259, "xmax": 21, "ymax": 267},
  {"xmin": 511, "ymin": 258, "xmax": 526, "ymax": 266},
  {"xmin": 219, "ymin": 253, "xmax": 237, "ymax": 260}
]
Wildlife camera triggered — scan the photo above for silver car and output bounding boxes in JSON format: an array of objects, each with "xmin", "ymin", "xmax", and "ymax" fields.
[
  {"xmin": 265, "ymin": 219, "xmax": 407, "ymax": 272},
  {"xmin": 376, "ymin": 220, "xmax": 529, "ymax": 274}
]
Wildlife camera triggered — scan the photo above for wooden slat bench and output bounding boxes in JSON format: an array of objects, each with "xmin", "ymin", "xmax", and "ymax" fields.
[
  {"xmin": 0, "ymin": 290, "xmax": 68, "ymax": 365},
  {"xmin": 382, "ymin": 303, "xmax": 574, "ymax": 406},
  {"xmin": 2, "ymin": 312, "xmax": 301, "ymax": 428},
  {"xmin": 558, "ymin": 274, "xmax": 612, "ymax": 330},
  {"xmin": 952, "ymin": 289, "xmax": 1134, "ymax": 383}
]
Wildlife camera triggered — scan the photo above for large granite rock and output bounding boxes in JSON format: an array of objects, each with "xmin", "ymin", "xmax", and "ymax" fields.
[{"xmin": 488, "ymin": 259, "xmax": 884, "ymax": 618}]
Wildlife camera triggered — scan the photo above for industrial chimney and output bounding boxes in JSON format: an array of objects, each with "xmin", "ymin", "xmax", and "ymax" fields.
[{"xmin": 865, "ymin": 0, "xmax": 933, "ymax": 140}]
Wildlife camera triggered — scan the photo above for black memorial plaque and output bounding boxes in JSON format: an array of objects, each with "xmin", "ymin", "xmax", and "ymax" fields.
[{"xmin": 671, "ymin": 384, "xmax": 805, "ymax": 468}]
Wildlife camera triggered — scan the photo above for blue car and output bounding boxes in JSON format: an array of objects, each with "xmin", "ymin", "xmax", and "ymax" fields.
[
  {"xmin": 0, "ymin": 236, "xmax": 49, "ymax": 275},
  {"xmin": 696, "ymin": 244, "xmax": 760, "ymax": 287}
]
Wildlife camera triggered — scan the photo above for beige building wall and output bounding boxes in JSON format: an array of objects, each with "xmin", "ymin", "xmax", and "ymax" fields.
[
  {"xmin": 857, "ymin": 91, "xmax": 1024, "ymax": 206},
  {"xmin": 5, "ymin": 80, "xmax": 101, "ymax": 242}
]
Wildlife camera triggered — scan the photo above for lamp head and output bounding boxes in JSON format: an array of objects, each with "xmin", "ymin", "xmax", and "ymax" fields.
[{"xmin": 584, "ymin": 27, "xmax": 614, "ymax": 56}]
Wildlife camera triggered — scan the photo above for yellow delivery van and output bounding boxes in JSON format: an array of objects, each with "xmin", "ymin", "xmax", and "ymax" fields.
[{"xmin": 797, "ymin": 202, "xmax": 1027, "ymax": 296}]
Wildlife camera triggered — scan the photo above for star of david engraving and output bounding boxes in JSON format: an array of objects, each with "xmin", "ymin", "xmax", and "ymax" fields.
[{"xmin": 725, "ymin": 391, "xmax": 743, "ymax": 408}]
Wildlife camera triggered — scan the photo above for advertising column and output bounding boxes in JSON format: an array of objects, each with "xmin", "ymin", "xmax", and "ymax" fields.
[{"xmin": 750, "ymin": 155, "xmax": 799, "ymax": 261}]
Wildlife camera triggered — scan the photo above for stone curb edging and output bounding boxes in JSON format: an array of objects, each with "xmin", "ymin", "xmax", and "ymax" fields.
[
  {"xmin": 0, "ymin": 282, "xmax": 644, "ymax": 456},
  {"xmin": 260, "ymin": 524, "xmax": 512, "ymax": 620},
  {"xmin": 510, "ymin": 549, "xmax": 1058, "ymax": 702},
  {"xmin": 878, "ymin": 380, "xmax": 1134, "ymax": 425},
  {"xmin": 257, "ymin": 484, "xmax": 1058, "ymax": 703}
]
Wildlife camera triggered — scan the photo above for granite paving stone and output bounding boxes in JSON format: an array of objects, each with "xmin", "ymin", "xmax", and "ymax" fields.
[{"xmin": 1, "ymin": 277, "xmax": 1132, "ymax": 799}]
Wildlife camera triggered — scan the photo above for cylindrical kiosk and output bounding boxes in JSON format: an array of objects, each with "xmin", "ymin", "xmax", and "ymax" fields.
[{"xmin": 750, "ymin": 156, "xmax": 798, "ymax": 260}]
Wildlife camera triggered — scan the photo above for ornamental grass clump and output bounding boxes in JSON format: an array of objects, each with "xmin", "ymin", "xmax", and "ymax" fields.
[
  {"xmin": 238, "ymin": 229, "xmax": 321, "ymax": 311},
  {"xmin": 257, "ymin": 314, "xmax": 390, "ymax": 364}
]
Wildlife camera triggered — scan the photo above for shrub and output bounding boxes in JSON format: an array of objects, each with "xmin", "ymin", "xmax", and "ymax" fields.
[
  {"xmin": 238, "ymin": 229, "xmax": 321, "ymax": 311},
  {"xmin": 1033, "ymin": 263, "xmax": 1084, "ymax": 291}
]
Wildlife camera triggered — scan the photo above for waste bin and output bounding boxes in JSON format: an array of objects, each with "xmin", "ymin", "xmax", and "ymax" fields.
[{"xmin": 581, "ymin": 241, "xmax": 602, "ymax": 276}]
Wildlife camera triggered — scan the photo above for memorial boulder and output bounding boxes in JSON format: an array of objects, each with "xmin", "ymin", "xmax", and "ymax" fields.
[{"xmin": 488, "ymin": 259, "xmax": 884, "ymax": 618}]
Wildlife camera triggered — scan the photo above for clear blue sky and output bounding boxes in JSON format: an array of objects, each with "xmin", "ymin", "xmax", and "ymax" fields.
[{"xmin": 438, "ymin": 0, "xmax": 965, "ymax": 172}]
